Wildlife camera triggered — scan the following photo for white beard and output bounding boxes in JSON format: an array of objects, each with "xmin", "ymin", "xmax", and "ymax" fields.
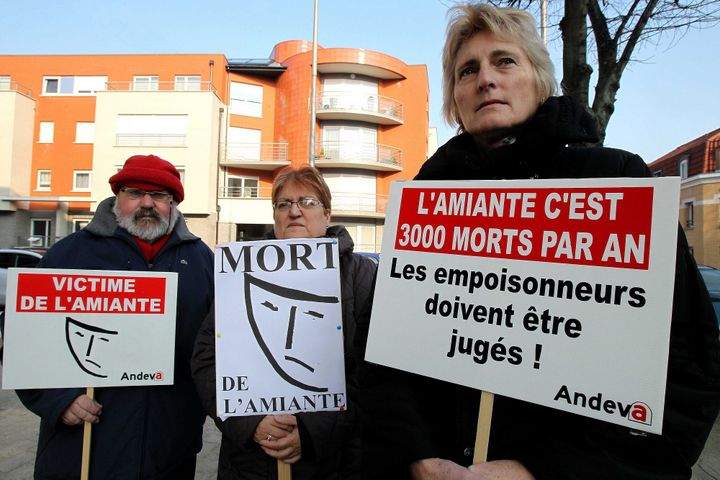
[{"xmin": 113, "ymin": 201, "xmax": 178, "ymax": 242}]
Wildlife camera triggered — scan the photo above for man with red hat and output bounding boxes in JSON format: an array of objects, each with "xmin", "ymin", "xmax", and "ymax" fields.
[{"xmin": 16, "ymin": 154, "xmax": 214, "ymax": 479}]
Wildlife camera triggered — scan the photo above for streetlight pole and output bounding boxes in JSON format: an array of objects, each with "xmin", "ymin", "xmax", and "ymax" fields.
[
  {"xmin": 541, "ymin": 0, "xmax": 548, "ymax": 45},
  {"xmin": 309, "ymin": 0, "xmax": 319, "ymax": 166}
]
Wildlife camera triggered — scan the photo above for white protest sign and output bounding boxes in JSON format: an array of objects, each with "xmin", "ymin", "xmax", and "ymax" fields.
[
  {"xmin": 365, "ymin": 177, "xmax": 680, "ymax": 434},
  {"xmin": 214, "ymin": 238, "xmax": 346, "ymax": 420},
  {"xmin": 2, "ymin": 269, "xmax": 178, "ymax": 389}
]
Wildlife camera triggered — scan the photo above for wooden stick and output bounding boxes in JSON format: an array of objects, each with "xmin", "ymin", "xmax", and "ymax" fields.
[
  {"xmin": 80, "ymin": 386, "xmax": 94, "ymax": 480},
  {"xmin": 473, "ymin": 390, "xmax": 494, "ymax": 463},
  {"xmin": 278, "ymin": 459, "xmax": 292, "ymax": 480}
]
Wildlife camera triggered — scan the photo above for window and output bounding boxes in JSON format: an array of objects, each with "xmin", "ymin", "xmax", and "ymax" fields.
[
  {"xmin": 226, "ymin": 176, "xmax": 259, "ymax": 198},
  {"xmin": 36, "ymin": 170, "xmax": 51, "ymax": 191},
  {"xmin": 116, "ymin": 114, "xmax": 188, "ymax": 146},
  {"xmin": 0, "ymin": 76, "xmax": 10, "ymax": 90},
  {"xmin": 685, "ymin": 201, "xmax": 695, "ymax": 228},
  {"xmin": 227, "ymin": 127, "xmax": 262, "ymax": 160},
  {"xmin": 652, "ymin": 170, "xmax": 663, "ymax": 177},
  {"xmin": 323, "ymin": 171, "xmax": 377, "ymax": 212},
  {"xmin": 175, "ymin": 75, "xmax": 201, "ymax": 91},
  {"xmin": 321, "ymin": 75, "xmax": 379, "ymax": 112},
  {"xmin": 75, "ymin": 122, "xmax": 95, "ymax": 143},
  {"xmin": 31, "ymin": 219, "xmax": 52, "ymax": 247},
  {"xmin": 321, "ymin": 124, "xmax": 377, "ymax": 162},
  {"xmin": 42, "ymin": 76, "xmax": 106, "ymax": 95},
  {"xmin": 38, "ymin": 122, "xmax": 54, "ymax": 143},
  {"xmin": 679, "ymin": 158, "xmax": 689, "ymax": 179},
  {"xmin": 73, "ymin": 171, "xmax": 91, "ymax": 191},
  {"xmin": 133, "ymin": 75, "xmax": 159, "ymax": 91},
  {"xmin": 230, "ymin": 82, "xmax": 263, "ymax": 117},
  {"xmin": 73, "ymin": 219, "xmax": 91, "ymax": 231}
]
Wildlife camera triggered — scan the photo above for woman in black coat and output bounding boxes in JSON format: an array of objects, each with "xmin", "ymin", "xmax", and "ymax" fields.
[
  {"xmin": 359, "ymin": 3, "xmax": 720, "ymax": 480},
  {"xmin": 193, "ymin": 166, "xmax": 376, "ymax": 479}
]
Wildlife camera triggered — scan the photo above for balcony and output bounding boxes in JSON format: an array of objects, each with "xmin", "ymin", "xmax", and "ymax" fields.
[
  {"xmin": 220, "ymin": 142, "xmax": 290, "ymax": 170},
  {"xmin": 105, "ymin": 81, "xmax": 217, "ymax": 93},
  {"xmin": 316, "ymin": 92, "xmax": 403, "ymax": 125},
  {"xmin": 315, "ymin": 141, "xmax": 402, "ymax": 172},
  {"xmin": 218, "ymin": 186, "xmax": 272, "ymax": 199},
  {"xmin": 0, "ymin": 80, "xmax": 33, "ymax": 98},
  {"xmin": 330, "ymin": 192, "xmax": 388, "ymax": 219},
  {"xmin": 218, "ymin": 185, "xmax": 273, "ymax": 224}
]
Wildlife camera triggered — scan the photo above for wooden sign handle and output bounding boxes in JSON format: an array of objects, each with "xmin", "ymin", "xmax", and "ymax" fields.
[
  {"xmin": 473, "ymin": 390, "xmax": 494, "ymax": 463},
  {"xmin": 278, "ymin": 459, "xmax": 292, "ymax": 480},
  {"xmin": 80, "ymin": 386, "xmax": 94, "ymax": 480}
]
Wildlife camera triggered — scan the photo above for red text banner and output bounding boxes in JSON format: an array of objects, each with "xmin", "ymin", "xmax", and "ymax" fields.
[
  {"xmin": 16, "ymin": 272, "xmax": 167, "ymax": 314},
  {"xmin": 395, "ymin": 186, "xmax": 653, "ymax": 269}
]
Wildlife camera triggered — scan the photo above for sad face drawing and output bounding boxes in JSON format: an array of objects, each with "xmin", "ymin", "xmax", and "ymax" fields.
[
  {"xmin": 65, "ymin": 317, "xmax": 118, "ymax": 378},
  {"xmin": 244, "ymin": 273, "xmax": 340, "ymax": 392}
]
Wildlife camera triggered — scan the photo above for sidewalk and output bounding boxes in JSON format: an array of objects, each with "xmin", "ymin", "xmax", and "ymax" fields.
[
  {"xmin": 1, "ymin": 370, "xmax": 718, "ymax": 479},
  {"xmin": 0, "ymin": 364, "xmax": 220, "ymax": 480}
]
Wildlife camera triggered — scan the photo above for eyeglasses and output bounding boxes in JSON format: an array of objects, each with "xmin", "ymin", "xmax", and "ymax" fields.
[
  {"xmin": 120, "ymin": 187, "xmax": 173, "ymax": 204},
  {"xmin": 273, "ymin": 197, "xmax": 324, "ymax": 211}
]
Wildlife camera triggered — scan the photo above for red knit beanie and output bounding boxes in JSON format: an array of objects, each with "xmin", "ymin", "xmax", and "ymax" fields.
[{"xmin": 109, "ymin": 155, "xmax": 184, "ymax": 203}]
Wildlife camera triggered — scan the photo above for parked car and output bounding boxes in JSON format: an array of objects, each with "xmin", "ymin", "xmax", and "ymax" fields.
[
  {"xmin": 698, "ymin": 265, "xmax": 720, "ymax": 328},
  {"xmin": 0, "ymin": 248, "xmax": 43, "ymax": 309}
]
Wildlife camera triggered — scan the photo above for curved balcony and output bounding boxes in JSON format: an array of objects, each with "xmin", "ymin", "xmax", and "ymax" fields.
[
  {"xmin": 314, "ymin": 141, "xmax": 402, "ymax": 172},
  {"xmin": 316, "ymin": 92, "xmax": 403, "ymax": 125},
  {"xmin": 220, "ymin": 142, "xmax": 290, "ymax": 170},
  {"xmin": 330, "ymin": 192, "xmax": 389, "ymax": 219}
]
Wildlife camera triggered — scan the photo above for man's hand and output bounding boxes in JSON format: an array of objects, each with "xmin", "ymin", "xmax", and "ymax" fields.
[
  {"xmin": 256, "ymin": 415, "xmax": 302, "ymax": 464},
  {"xmin": 61, "ymin": 394, "xmax": 102, "ymax": 426},
  {"xmin": 411, "ymin": 458, "xmax": 534, "ymax": 480}
]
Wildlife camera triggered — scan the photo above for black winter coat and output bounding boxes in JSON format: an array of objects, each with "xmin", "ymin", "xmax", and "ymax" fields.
[
  {"xmin": 16, "ymin": 197, "xmax": 215, "ymax": 479},
  {"xmin": 192, "ymin": 225, "xmax": 377, "ymax": 480},
  {"xmin": 359, "ymin": 96, "xmax": 720, "ymax": 480}
]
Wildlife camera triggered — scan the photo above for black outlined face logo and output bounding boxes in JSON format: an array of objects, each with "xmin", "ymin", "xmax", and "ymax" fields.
[
  {"xmin": 244, "ymin": 273, "xmax": 340, "ymax": 392},
  {"xmin": 65, "ymin": 317, "xmax": 118, "ymax": 378}
]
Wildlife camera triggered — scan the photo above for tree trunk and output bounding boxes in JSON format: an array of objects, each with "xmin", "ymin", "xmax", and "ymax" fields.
[{"xmin": 559, "ymin": 0, "xmax": 592, "ymax": 107}]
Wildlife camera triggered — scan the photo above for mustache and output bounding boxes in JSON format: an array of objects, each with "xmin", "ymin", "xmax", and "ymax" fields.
[{"xmin": 133, "ymin": 207, "xmax": 161, "ymax": 221}]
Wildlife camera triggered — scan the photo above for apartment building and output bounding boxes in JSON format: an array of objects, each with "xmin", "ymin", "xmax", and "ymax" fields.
[
  {"xmin": 0, "ymin": 43, "xmax": 429, "ymax": 252},
  {"xmin": 648, "ymin": 128, "xmax": 720, "ymax": 266}
]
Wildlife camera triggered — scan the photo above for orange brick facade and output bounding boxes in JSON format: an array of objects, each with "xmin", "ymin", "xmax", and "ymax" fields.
[{"xmin": 0, "ymin": 44, "xmax": 429, "ymax": 251}]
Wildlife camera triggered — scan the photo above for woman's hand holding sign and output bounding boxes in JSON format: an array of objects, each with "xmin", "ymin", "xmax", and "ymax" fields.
[
  {"xmin": 255, "ymin": 414, "xmax": 302, "ymax": 464},
  {"xmin": 61, "ymin": 394, "xmax": 102, "ymax": 426}
]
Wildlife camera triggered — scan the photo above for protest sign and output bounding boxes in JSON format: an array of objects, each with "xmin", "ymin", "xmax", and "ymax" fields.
[
  {"xmin": 214, "ymin": 238, "xmax": 346, "ymax": 420},
  {"xmin": 2, "ymin": 269, "xmax": 178, "ymax": 389},
  {"xmin": 365, "ymin": 177, "xmax": 680, "ymax": 434}
]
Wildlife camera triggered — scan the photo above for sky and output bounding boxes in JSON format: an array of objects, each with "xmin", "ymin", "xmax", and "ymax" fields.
[{"xmin": 2, "ymin": 0, "xmax": 718, "ymax": 163}]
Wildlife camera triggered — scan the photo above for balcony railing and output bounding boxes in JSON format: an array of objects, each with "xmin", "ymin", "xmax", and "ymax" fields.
[
  {"xmin": 0, "ymin": 80, "xmax": 33, "ymax": 97},
  {"xmin": 331, "ymin": 192, "xmax": 389, "ymax": 216},
  {"xmin": 316, "ymin": 141, "xmax": 402, "ymax": 169},
  {"xmin": 105, "ymin": 81, "xmax": 217, "ymax": 93},
  {"xmin": 318, "ymin": 92, "xmax": 403, "ymax": 122},
  {"xmin": 217, "ymin": 188, "xmax": 388, "ymax": 216},
  {"xmin": 218, "ymin": 186, "xmax": 273, "ymax": 199},
  {"xmin": 116, "ymin": 133, "xmax": 186, "ymax": 147},
  {"xmin": 221, "ymin": 142, "xmax": 289, "ymax": 163}
]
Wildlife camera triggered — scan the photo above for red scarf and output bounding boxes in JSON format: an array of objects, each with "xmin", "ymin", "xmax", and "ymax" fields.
[{"xmin": 134, "ymin": 234, "xmax": 170, "ymax": 263}]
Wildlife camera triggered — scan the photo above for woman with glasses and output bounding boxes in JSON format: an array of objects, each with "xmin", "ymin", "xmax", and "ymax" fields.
[{"xmin": 192, "ymin": 165, "xmax": 377, "ymax": 479}]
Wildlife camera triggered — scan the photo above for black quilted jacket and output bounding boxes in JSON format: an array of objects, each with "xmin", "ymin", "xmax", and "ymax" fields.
[
  {"xmin": 192, "ymin": 225, "xmax": 377, "ymax": 479},
  {"xmin": 359, "ymin": 96, "xmax": 720, "ymax": 480}
]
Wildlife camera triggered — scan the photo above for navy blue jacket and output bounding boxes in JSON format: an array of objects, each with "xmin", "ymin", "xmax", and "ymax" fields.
[{"xmin": 16, "ymin": 197, "xmax": 214, "ymax": 479}]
